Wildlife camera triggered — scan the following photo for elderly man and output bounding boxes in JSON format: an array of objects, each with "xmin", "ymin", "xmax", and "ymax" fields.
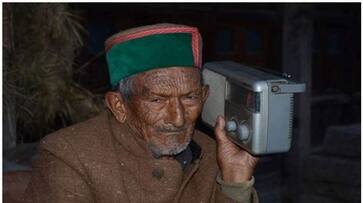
[{"xmin": 24, "ymin": 24, "xmax": 258, "ymax": 202}]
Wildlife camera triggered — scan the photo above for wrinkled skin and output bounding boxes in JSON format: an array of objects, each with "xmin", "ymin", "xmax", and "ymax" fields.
[
  {"xmin": 106, "ymin": 67, "xmax": 258, "ymax": 182},
  {"xmin": 125, "ymin": 67, "xmax": 208, "ymax": 156},
  {"xmin": 215, "ymin": 116, "xmax": 259, "ymax": 182}
]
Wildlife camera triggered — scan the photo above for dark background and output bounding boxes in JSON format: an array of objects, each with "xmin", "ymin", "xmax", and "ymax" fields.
[{"xmin": 4, "ymin": 3, "xmax": 361, "ymax": 203}]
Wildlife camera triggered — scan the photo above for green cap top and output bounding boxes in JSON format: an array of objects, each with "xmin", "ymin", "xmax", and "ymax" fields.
[{"xmin": 105, "ymin": 23, "xmax": 202, "ymax": 86}]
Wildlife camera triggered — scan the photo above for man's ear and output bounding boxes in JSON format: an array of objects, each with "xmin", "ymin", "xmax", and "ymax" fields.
[
  {"xmin": 201, "ymin": 85, "xmax": 210, "ymax": 103},
  {"xmin": 105, "ymin": 91, "xmax": 127, "ymax": 123}
]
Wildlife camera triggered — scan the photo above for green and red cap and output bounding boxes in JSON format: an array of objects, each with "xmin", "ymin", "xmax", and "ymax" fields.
[{"xmin": 105, "ymin": 23, "xmax": 203, "ymax": 87}]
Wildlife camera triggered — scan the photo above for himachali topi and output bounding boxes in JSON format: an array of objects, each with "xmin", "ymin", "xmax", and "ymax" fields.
[{"xmin": 105, "ymin": 23, "xmax": 203, "ymax": 87}]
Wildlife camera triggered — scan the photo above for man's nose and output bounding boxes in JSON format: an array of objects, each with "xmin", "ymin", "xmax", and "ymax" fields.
[{"xmin": 165, "ymin": 98, "xmax": 185, "ymax": 128}]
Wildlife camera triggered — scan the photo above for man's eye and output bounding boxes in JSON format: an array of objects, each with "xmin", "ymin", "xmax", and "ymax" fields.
[
  {"xmin": 185, "ymin": 95, "xmax": 199, "ymax": 100},
  {"xmin": 150, "ymin": 98, "xmax": 162, "ymax": 103}
]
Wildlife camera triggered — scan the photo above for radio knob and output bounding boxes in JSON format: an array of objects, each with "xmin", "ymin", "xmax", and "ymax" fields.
[
  {"xmin": 238, "ymin": 124, "xmax": 249, "ymax": 141},
  {"xmin": 225, "ymin": 120, "xmax": 237, "ymax": 132}
]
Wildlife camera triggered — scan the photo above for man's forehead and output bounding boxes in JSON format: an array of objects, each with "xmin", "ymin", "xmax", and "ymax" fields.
[
  {"xmin": 146, "ymin": 68, "xmax": 199, "ymax": 82},
  {"xmin": 134, "ymin": 67, "xmax": 201, "ymax": 94}
]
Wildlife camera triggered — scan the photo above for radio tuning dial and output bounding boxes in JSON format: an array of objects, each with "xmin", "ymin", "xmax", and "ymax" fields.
[
  {"xmin": 226, "ymin": 120, "xmax": 237, "ymax": 132},
  {"xmin": 237, "ymin": 124, "xmax": 249, "ymax": 141},
  {"xmin": 225, "ymin": 120, "xmax": 249, "ymax": 141}
]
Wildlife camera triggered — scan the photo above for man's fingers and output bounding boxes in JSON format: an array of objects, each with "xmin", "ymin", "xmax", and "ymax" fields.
[{"xmin": 214, "ymin": 116, "xmax": 230, "ymax": 144}]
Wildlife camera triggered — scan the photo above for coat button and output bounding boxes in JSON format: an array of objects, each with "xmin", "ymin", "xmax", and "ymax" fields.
[{"xmin": 152, "ymin": 168, "xmax": 164, "ymax": 179}]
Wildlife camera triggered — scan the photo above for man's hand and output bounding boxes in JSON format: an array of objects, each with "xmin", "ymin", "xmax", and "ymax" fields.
[{"xmin": 215, "ymin": 116, "xmax": 259, "ymax": 183}]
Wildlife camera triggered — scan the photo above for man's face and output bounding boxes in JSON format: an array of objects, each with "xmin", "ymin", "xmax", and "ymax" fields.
[{"xmin": 125, "ymin": 67, "xmax": 208, "ymax": 157}]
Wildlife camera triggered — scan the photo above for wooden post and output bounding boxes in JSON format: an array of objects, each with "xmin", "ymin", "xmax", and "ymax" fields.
[
  {"xmin": 282, "ymin": 4, "xmax": 313, "ymax": 203},
  {"xmin": 3, "ymin": 3, "xmax": 17, "ymax": 152}
]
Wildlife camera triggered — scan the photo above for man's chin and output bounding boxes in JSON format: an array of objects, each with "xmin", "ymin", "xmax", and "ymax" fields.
[{"xmin": 149, "ymin": 139, "xmax": 191, "ymax": 158}]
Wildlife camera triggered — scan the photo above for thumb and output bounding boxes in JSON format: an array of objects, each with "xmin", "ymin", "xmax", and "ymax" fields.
[{"xmin": 214, "ymin": 115, "xmax": 230, "ymax": 145}]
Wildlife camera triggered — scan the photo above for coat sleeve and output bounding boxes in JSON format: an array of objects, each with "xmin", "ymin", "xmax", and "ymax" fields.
[
  {"xmin": 213, "ymin": 175, "xmax": 259, "ymax": 203},
  {"xmin": 23, "ymin": 136, "xmax": 94, "ymax": 203}
]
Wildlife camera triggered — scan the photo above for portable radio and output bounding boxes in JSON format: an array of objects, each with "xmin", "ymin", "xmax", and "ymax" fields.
[{"xmin": 202, "ymin": 61, "xmax": 306, "ymax": 155}]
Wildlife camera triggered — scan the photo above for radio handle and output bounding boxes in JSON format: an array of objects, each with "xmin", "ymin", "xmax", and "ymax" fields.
[{"xmin": 272, "ymin": 83, "xmax": 306, "ymax": 94}]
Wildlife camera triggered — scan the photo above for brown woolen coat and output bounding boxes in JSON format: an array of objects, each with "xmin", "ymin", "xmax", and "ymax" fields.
[{"xmin": 24, "ymin": 111, "xmax": 258, "ymax": 203}]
